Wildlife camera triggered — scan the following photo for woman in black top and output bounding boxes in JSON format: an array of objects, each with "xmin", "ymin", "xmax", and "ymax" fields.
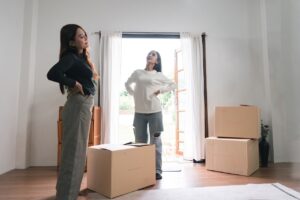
[{"xmin": 47, "ymin": 24, "xmax": 98, "ymax": 200}]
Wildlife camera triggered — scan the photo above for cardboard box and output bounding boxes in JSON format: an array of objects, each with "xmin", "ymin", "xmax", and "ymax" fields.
[
  {"xmin": 87, "ymin": 144, "xmax": 155, "ymax": 198},
  {"xmin": 206, "ymin": 137, "xmax": 259, "ymax": 176},
  {"xmin": 215, "ymin": 106, "xmax": 260, "ymax": 139}
]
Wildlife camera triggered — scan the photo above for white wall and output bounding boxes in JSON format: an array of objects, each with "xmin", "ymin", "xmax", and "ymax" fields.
[
  {"xmin": 264, "ymin": 0, "xmax": 300, "ymax": 162},
  {"xmin": 284, "ymin": 0, "xmax": 300, "ymax": 163},
  {"xmin": 197, "ymin": 0, "xmax": 269, "ymax": 135},
  {"xmin": 30, "ymin": 0, "xmax": 269, "ymax": 166},
  {"xmin": 15, "ymin": 0, "xmax": 39, "ymax": 169},
  {"xmin": 0, "ymin": 0, "xmax": 25, "ymax": 174}
]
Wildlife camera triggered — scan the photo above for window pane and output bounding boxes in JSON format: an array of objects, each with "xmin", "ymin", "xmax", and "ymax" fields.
[
  {"xmin": 178, "ymin": 92, "xmax": 186, "ymax": 110},
  {"xmin": 178, "ymin": 111, "xmax": 185, "ymax": 132},
  {"xmin": 178, "ymin": 71, "xmax": 186, "ymax": 90},
  {"xmin": 177, "ymin": 51, "xmax": 183, "ymax": 71}
]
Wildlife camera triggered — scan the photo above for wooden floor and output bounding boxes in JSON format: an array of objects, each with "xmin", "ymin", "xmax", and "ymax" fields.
[{"xmin": 0, "ymin": 162, "xmax": 299, "ymax": 200}]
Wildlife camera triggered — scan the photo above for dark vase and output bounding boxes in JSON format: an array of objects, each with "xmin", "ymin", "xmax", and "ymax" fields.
[{"xmin": 259, "ymin": 137, "xmax": 269, "ymax": 167}]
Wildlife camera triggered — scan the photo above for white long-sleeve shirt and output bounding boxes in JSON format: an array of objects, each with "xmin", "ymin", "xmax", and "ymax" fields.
[{"xmin": 125, "ymin": 69, "xmax": 176, "ymax": 113}]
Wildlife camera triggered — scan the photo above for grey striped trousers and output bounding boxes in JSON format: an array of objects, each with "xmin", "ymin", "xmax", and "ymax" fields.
[{"xmin": 56, "ymin": 93, "xmax": 94, "ymax": 200}]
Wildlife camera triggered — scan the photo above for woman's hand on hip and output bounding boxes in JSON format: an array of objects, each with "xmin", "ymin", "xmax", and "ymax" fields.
[
  {"xmin": 154, "ymin": 90, "xmax": 160, "ymax": 96},
  {"xmin": 74, "ymin": 81, "xmax": 84, "ymax": 95}
]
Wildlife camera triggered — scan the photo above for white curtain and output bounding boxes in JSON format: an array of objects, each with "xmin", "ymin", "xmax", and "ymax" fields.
[
  {"xmin": 98, "ymin": 32, "xmax": 122, "ymax": 144},
  {"xmin": 180, "ymin": 32, "xmax": 205, "ymax": 161}
]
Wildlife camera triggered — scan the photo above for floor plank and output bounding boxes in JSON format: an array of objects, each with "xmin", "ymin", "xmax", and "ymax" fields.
[{"xmin": 0, "ymin": 162, "xmax": 299, "ymax": 200}]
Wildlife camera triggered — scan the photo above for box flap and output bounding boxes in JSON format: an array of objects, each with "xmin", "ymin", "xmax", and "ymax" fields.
[
  {"xmin": 207, "ymin": 137, "xmax": 251, "ymax": 143},
  {"xmin": 126, "ymin": 143, "xmax": 152, "ymax": 147},
  {"xmin": 89, "ymin": 144, "xmax": 135, "ymax": 151}
]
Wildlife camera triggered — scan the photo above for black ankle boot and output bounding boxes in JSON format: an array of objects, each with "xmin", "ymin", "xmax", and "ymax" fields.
[{"xmin": 156, "ymin": 173, "xmax": 162, "ymax": 180}]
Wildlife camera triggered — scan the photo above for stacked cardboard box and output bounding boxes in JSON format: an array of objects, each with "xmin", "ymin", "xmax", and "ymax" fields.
[{"xmin": 206, "ymin": 105, "xmax": 260, "ymax": 176}]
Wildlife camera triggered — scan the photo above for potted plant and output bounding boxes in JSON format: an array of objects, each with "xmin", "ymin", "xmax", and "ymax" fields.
[{"xmin": 259, "ymin": 121, "xmax": 270, "ymax": 167}]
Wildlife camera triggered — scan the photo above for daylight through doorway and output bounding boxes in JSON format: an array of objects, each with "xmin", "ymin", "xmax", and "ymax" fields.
[{"xmin": 118, "ymin": 38, "xmax": 181, "ymax": 162}]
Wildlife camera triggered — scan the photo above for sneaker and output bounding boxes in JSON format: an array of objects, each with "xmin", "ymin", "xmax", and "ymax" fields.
[{"xmin": 156, "ymin": 173, "xmax": 162, "ymax": 180}]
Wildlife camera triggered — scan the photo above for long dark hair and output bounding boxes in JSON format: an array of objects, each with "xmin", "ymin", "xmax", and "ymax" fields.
[
  {"xmin": 58, "ymin": 24, "xmax": 99, "ymax": 94},
  {"xmin": 152, "ymin": 50, "xmax": 162, "ymax": 72}
]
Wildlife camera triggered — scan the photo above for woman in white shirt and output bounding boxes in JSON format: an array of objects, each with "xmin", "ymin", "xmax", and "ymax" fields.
[{"xmin": 125, "ymin": 50, "xmax": 176, "ymax": 180}]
